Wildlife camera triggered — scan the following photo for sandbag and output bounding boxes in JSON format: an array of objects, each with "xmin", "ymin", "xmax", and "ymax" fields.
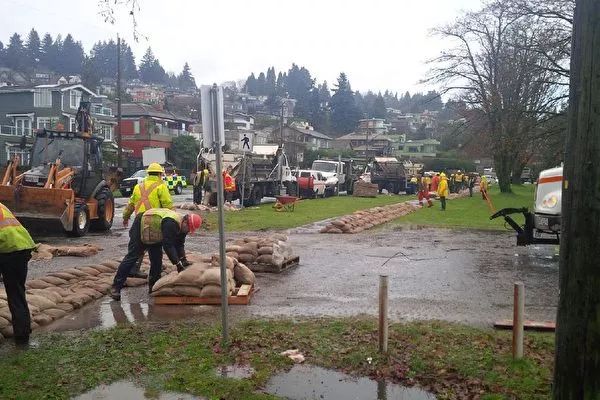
[
  {"xmin": 26, "ymin": 279, "xmax": 53, "ymax": 290},
  {"xmin": 328, "ymin": 227, "xmax": 343, "ymax": 234},
  {"xmin": 225, "ymin": 244, "xmax": 242, "ymax": 253},
  {"xmin": 0, "ymin": 298, "xmax": 6, "ymax": 308},
  {"xmin": 172, "ymin": 286, "xmax": 204, "ymax": 297},
  {"xmin": 239, "ymin": 243, "xmax": 258, "ymax": 254},
  {"xmin": 77, "ymin": 266, "xmax": 101, "ymax": 276},
  {"xmin": 33, "ymin": 313, "xmax": 54, "ymax": 325},
  {"xmin": 44, "ymin": 308, "xmax": 67, "ymax": 319},
  {"xmin": 40, "ymin": 276, "xmax": 69, "ymax": 286},
  {"xmin": 75, "ymin": 287, "xmax": 104, "ymax": 299},
  {"xmin": 54, "ymin": 302, "xmax": 74, "ymax": 312},
  {"xmin": 172, "ymin": 264, "xmax": 209, "ymax": 286},
  {"xmin": 256, "ymin": 254, "xmax": 274, "ymax": 265},
  {"xmin": 234, "ymin": 263, "xmax": 255, "ymax": 285},
  {"xmin": 258, "ymin": 246, "xmax": 273, "ymax": 255},
  {"xmin": 0, "ymin": 316, "xmax": 9, "ymax": 329},
  {"xmin": 152, "ymin": 272, "xmax": 179, "ymax": 292},
  {"xmin": 62, "ymin": 268, "xmax": 89, "ymax": 278},
  {"xmin": 26, "ymin": 295, "xmax": 56, "ymax": 311},
  {"xmin": 210, "ymin": 255, "xmax": 235, "ymax": 270},
  {"xmin": 44, "ymin": 286, "xmax": 73, "ymax": 297},
  {"xmin": 271, "ymin": 233, "xmax": 288, "ymax": 242},
  {"xmin": 1, "ymin": 326, "xmax": 13, "ymax": 337},
  {"xmin": 63, "ymin": 294, "xmax": 89, "ymax": 308},
  {"xmin": 226, "ymin": 252, "xmax": 239, "ymax": 260},
  {"xmin": 27, "ymin": 289, "xmax": 62, "ymax": 304},
  {"xmin": 0, "ymin": 308, "xmax": 11, "ymax": 321},
  {"xmin": 200, "ymin": 268, "xmax": 232, "ymax": 286},
  {"xmin": 0, "ymin": 289, "xmax": 6, "ymax": 300},
  {"xmin": 101, "ymin": 261, "xmax": 120, "ymax": 270},
  {"xmin": 151, "ymin": 287, "xmax": 177, "ymax": 297},
  {"xmin": 47, "ymin": 272, "xmax": 77, "ymax": 280},
  {"xmin": 199, "ymin": 284, "xmax": 225, "ymax": 297},
  {"xmin": 237, "ymin": 253, "xmax": 256, "ymax": 264},
  {"xmin": 87, "ymin": 264, "xmax": 114, "ymax": 274},
  {"xmin": 125, "ymin": 277, "xmax": 147, "ymax": 287}
]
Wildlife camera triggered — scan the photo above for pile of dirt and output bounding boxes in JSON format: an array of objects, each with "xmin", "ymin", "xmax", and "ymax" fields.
[
  {"xmin": 352, "ymin": 181, "xmax": 379, "ymax": 197},
  {"xmin": 151, "ymin": 252, "xmax": 255, "ymax": 298},
  {"xmin": 0, "ymin": 260, "xmax": 150, "ymax": 340},
  {"xmin": 31, "ymin": 243, "xmax": 103, "ymax": 261},
  {"xmin": 320, "ymin": 202, "xmax": 419, "ymax": 234},
  {"xmin": 224, "ymin": 234, "xmax": 296, "ymax": 269}
]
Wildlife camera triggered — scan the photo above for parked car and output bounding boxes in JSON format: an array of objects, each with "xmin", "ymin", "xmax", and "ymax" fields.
[
  {"xmin": 119, "ymin": 167, "xmax": 188, "ymax": 197},
  {"xmin": 295, "ymin": 169, "xmax": 327, "ymax": 198}
]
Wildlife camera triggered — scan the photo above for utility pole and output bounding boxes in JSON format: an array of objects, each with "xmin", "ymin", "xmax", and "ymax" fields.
[
  {"xmin": 279, "ymin": 101, "xmax": 286, "ymax": 195},
  {"xmin": 553, "ymin": 0, "xmax": 600, "ymax": 397},
  {"xmin": 116, "ymin": 35, "xmax": 123, "ymax": 169}
]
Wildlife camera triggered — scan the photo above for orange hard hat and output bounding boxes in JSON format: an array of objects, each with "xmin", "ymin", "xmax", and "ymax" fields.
[{"xmin": 187, "ymin": 213, "xmax": 202, "ymax": 233}]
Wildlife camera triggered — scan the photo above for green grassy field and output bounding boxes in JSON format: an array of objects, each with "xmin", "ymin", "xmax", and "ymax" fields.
[
  {"xmin": 0, "ymin": 318, "xmax": 554, "ymax": 400},
  {"xmin": 397, "ymin": 185, "xmax": 536, "ymax": 231},
  {"xmin": 203, "ymin": 194, "xmax": 413, "ymax": 231}
]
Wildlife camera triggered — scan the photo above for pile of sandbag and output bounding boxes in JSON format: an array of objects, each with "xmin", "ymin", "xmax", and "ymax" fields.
[
  {"xmin": 31, "ymin": 243, "xmax": 103, "ymax": 261},
  {"xmin": 176, "ymin": 203, "xmax": 239, "ymax": 212},
  {"xmin": 320, "ymin": 202, "xmax": 419, "ymax": 234},
  {"xmin": 352, "ymin": 181, "xmax": 379, "ymax": 197},
  {"xmin": 151, "ymin": 253, "xmax": 255, "ymax": 298},
  {"xmin": 223, "ymin": 234, "xmax": 295, "ymax": 268}
]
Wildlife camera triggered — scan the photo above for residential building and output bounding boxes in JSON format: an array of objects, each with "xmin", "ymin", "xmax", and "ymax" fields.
[
  {"xmin": 225, "ymin": 113, "xmax": 255, "ymax": 130},
  {"xmin": 333, "ymin": 131, "xmax": 393, "ymax": 157},
  {"xmin": 127, "ymin": 85, "xmax": 165, "ymax": 104},
  {"xmin": 118, "ymin": 103, "xmax": 196, "ymax": 171},
  {"xmin": 395, "ymin": 138, "xmax": 440, "ymax": 159},
  {"xmin": 357, "ymin": 118, "xmax": 388, "ymax": 134},
  {"xmin": 272, "ymin": 125, "xmax": 333, "ymax": 166},
  {"xmin": 0, "ymin": 82, "xmax": 115, "ymax": 165}
]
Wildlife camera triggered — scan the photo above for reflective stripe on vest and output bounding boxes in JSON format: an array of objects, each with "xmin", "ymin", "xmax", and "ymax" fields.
[
  {"xmin": 135, "ymin": 181, "xmax": 163, "ymax": 213},
  {"xmin": 140, "ymin": 208, "xmax": 182, "ymax": 245},
  {"xmin": 0, "ymin": 203, "xmax": 36, "ymax": 253}
]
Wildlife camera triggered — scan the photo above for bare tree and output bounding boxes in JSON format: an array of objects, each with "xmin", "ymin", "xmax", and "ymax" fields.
[
  {"xmin": 97, "ymin": 0, "xmax": 146, "ymax": 42},
  {"xmin": 427, "ymin": 1, "xmax": 568, "ymax": 192}
]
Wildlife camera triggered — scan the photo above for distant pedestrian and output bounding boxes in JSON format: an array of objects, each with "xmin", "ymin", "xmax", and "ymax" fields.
[
  {"xmin": 480, "ymin": 175, "xmax": 489, "ymax": 200},
  {"xmin": 417, "ymin": 175, "xmax": 433, "ymax": 208},
  {"xmin": 409, "ymin": 176, "xmax": 418, "ymax": 195},
  {"xmin": 437, "ymin": 173, "xmax": 449, "ymax": 211},
  {"xmin": 431, "ymin": 173, "xmax": 440, "ymax": 192},
  {"xmin": 193, "ymin": 163, "xmax": 209, "ymax": 205},
  {"xmin": 468, "ymin": 174, "xmax": 476, "ymax": 197},
  {"xmin": 449, "ymin": 173, "xmax": 456, "ymax": 194}
]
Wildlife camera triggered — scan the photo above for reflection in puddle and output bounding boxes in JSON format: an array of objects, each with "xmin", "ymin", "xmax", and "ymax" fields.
[
  {"xmin": 265, "ymin": 365, "xmax": 435, "ymax": 400},
  {"xmin": 72, "ymin": 380, "xmax": 204, "ymax": 400},
  {"xmin": 215, "ymin": 364, "xmax": 255, "ymax": 379}
]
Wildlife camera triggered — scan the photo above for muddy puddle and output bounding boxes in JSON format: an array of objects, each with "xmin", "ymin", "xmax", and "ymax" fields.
[
  {"xmin": 72, "ymin": 380, "xmax": 204, "ymax": 400},
  {"xmin": 215, "ymin": 364, "xmax": 255, "ymax": 379},
  {"xmin": 265, "ymin": 365, "xmax": 435, "ymax": 400}
]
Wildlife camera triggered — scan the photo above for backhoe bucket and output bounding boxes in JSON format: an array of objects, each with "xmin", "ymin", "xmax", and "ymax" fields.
[{"xmin": 0, "ymin": 186, "xmax": 75, "ymax": 232}]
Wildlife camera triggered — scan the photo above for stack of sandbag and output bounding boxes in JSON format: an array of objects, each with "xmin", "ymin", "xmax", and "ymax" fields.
[
  {"xmin": 320, "ymin": 202, "xmax": 419, "ymax": 234},
  {"xmin": 31, "ymin": 243, "xmax": 103, "ymax": 261},
  {"xmin": 224, "ymin": 234, "xmax": 295, "ymax": 268},
  {"xmin": 151, "ymin": 252, "xmax": 256, "ymax": 298},
  {"xmin": 352, "ymin": 181, "xmax": 379, "ymax": 197},
  {"xmin": 176, "ymin": 203, "xmax": 239, "ymax": 212},
  {"xmin": 0, "ymin": 261, "xmax": 131, "ymax": 340}
]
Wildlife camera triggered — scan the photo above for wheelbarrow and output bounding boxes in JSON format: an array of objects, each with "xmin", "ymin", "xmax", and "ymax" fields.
[{"xmin": 273, "ymin": 195, "xmax": 299, "ymax": 212}]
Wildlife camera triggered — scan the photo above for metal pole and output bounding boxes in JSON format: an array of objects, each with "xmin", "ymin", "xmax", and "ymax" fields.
[
  {"xmin": 240, "ymin": 155, "xmax": 246, "ymax": 209},
  {"xmin": 116, "ymin": 35, "xmax": 122, "ymax": 169},
  {"xmin": 337, "ymin": 154, "xmax": 341, "ymax": 196},
  {"xmin": 512, "ymin": 281, "xmax": 524, "ymax": 359},
  {"xmin": 279, "ymin": 102, "xmax": 286, "ymax": 195},
  {"xmin": 379, "ymin": 275, "xmax": 389, "ymax": 353},
  {"xmin": 212, "ymin": 84, "xmax": 228, "ymax": 347}
]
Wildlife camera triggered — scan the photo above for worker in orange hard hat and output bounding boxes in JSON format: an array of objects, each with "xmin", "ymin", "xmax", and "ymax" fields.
[
  {"xmin": 110, "ymin": 209, "xmax": 202, "ymax": 301},
  {"xmin": 223, "ymin": 165, "xmax": 236, "ymax": 205}
]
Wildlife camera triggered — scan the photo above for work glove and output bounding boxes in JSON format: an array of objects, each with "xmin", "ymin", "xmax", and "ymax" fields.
[
  {"xmin": 123, "ymin": 219, "xmax": 129, "ymax": 228},
  {"xmin": 181, "ymin": 257, "xmax": 193, "ymax": 267}
]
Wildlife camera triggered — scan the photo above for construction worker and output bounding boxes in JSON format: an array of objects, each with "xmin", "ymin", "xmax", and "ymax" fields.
[
  {"xmin": 424, "ymin": 173, "xmax": 432, "ymax": 191},
  {"xmin": 111, "ymin": 208, "xmax": 202, "ymax": 301},
  {"xmin": 193, "ymin": 163, "xmax": 209, "ymax": 205},
  {"xmin": 468, "ymin": 174, "xmax": 476, "ymax": 197},
  {"xmin": 0, "ymin": 202, "xmax": 36, "ymax": 345},
  {"xmin": 223, "ymin": 165, "xmax": 236, "ymax": 205},
  {"xmin": 449, "ymin": 173, "xmax": 456, "ymax": 194},
  {"xmin": 480, "ymin": 175, "xmax": 489, "ymax": 200},
  {"xmin": 409, "ymin": 175, "xmax": 418, "ymax": 194},
  {"xmin": 455, "ymin": 170, "xmax": 464, "ymax": 192},
  {"xmin": 437, "ymin": 173, "xmax": 449, "ymax": 211},
  {"xmin": 431, "ymin": 172, "xmax": 440, "ymax": 192},
  {"xmin": 417, "ymin": 175, "xmax": 433, "ymax": 208},
  {"xmin": 122, "ymin": 162, "xmax": 174, "ymax": 279}
]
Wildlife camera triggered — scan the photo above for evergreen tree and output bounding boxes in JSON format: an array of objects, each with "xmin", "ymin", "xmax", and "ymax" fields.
[
  {"xmin": 276, "ymin": 71, "xmax": 286, "ymax": 96},
  {"xmin": 81, "ymin": 56, "xmax": 100, "ymax": 90},
  {"xmin": 245, "ymin": 73, "xmax": 257, "ymax": 94},
  {"xmin": 39, "ymin": 33, "xmax": 53, "ymax": 69},
  {"xmin": 330, "ymin": 72, "xmax": 360, "ymax": 135},
  {"xmin": 59, "ymin": 34, "xmax": 84, "ymax": 75},
  {"xmin": 49, "ymin": 34, "xmax": 63, "ymax": 73},
  {"xmin": 285, "ymin": 64, "xmax": 314, "ymax": 119},
  {"xmin": 0, "ymin": 41, "xmax": 5, "ymax": 67},
  {"xmin": 120, "ymin": 41, "xmax": 138, "ymax": 80},
  {"xmin": 372, "ymin": 93, "xmax": 387, "ymax": 119},
  {"xmin": 319, "ymin": 81, "xmax": 331, "ymax": 106},
  {"xmin": 266, "ymin": 67, "xmax": 277, "ymax": 96},
  {"xmin": 5, "ymin": 33, "xmax": 25, "ymax": 71},
  {"xmin": 25, "ymin": 29, "xmax": 41, "ymax": 68},
  {"xmin": 139, "ymin": 47, "xmax": 165, "ymax": 84},
  {"xmin": 256, "ymin": 72, "xmax": 266, "ymax": 96},
  {"xmin": 178, "ymin": 62, "xmax": 196, "ymax": 90}
]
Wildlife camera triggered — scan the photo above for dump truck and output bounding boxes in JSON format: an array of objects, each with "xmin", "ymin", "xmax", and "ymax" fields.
[
  {"xmin": 311, "ymin": 159, "xmax": 357, "ymax": 195},
  {"xmin": 0, "ymin": 128, "xmax": 114, "ymax": 237},
  {"xmin": 362, "ymin": 157, "xmax": 409, "ymax": 194},
  {"xmin": 490, "ymin": 166, "xmax": 561, "ymax": 246}
]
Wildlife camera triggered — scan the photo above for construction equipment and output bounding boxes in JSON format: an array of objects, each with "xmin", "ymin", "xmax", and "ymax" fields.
[
  {"xmin": 490, "ymin": 166, "xmax": 561, "ymax": 246},
  {"xmin": 362, "ymin": 157, "xmax": 409, "ymax": 194},
  {"xmin": 0, "ymin": 103, "xmax": 114, "ymax": 237},
  {"xmin": 311, "ymin": 158, "xmax": 358, "ymax": 195}
]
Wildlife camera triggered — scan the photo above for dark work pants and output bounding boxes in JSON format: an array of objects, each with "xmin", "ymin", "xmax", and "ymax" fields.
[
  {"xmin": 193, "ymin": 185, "xmax": 203, "ymax": 204},
  {"xmin": 112, "ymin": 215, "xmax": 163, "ymax": 291},
  {"xmin": 440, "ymin": 196, "xmax": 447, "ymax": 210},
  {"xmin": 469, "ymin": 187, "xmax": 473, "ymax": 197},
  {"xmin": 0, "ymin": 250, "xmax": 32, "ymax": 341}
]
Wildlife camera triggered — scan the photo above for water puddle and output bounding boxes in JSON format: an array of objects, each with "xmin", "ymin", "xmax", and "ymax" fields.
[
  {"xmin": 215, "ymin": 364, "xmax": 255, "ymax": 379},
  {"xmin": 72, "ymin": 380, "xmax": 204, "ymax": 400},
  {"xmin": 265, "ymin": 365, "xmax": 435, "ymax": 400}
]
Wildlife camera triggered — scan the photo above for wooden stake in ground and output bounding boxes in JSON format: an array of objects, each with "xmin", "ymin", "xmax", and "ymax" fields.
[
  {"xmin": 379, "ymin": 275, "xmax": 388, "ymax": 353},
  {"xmin": 512, "ymin": 282, "xmax": 524, "ymax": 359},
  {"xmin": 553, "ymin": 0, "xmax": 600, "ymax": 396}
]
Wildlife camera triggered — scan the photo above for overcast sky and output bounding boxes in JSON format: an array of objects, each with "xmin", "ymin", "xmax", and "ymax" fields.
[{"xmin": 1, "ymin": 0, "xmax": 482, "ymax": 94}]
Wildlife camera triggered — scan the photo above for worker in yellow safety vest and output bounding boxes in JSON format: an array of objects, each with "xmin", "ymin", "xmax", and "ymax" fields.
[
  {"xmin": 480, "ymin": 175, "xmax": 489, "ymax": 200},
  {"xmin": 122, "ymin": 162, "xmax": 174, "ymax": 278},
  {"xmin": 110, "ymin": 208, "xmax": 202, "ymax": 300},
  {"xmin": 437, "ymin": 173, "xmax": 449, "ymax": 211},
  {"xmin": 0, "ymin": 202, "xmax": 36, "ymax": 345}
]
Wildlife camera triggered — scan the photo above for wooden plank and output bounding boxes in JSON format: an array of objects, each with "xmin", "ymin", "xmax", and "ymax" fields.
[
  {"xmin": 248, "ymin": 256, "xmax": 300, "ymax": 273},
  {"xmin": 493, "ymin": 319, "xmax": 556, "ymax": 332},
  {"xmin": 153, "ymin": 285, "xmax": 254, "ymax": 305},
  {"xmin": 237, "ymin": 284, "xmax": 251, "ymax": 297}
]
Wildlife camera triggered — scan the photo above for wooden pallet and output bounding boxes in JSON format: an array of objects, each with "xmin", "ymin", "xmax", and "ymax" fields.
[
  {"xmin": 248, "ymin": 256, "xmax": 300, "ymax": 273},
  {"xmin": 493, "ymin": 319, "xmax": 556, "ymax": 332},
  {"xmin": 153, "ymin": 284, "xmax": 256, "ymax": 305}
]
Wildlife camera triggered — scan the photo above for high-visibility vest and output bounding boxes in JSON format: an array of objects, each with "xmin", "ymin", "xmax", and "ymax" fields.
[
  {"xmin": 224, "ymin": 172, "xmax": 236, "ymax": 192},
  {"xmin": 135, "ymin": 180, "xmax": 163, "ymax": 213},
  {"xmin": 140, "ymin": 208, "xmax": 182, "ymax": 245},
  {"xmin": 0, "ymin": 202, "xmax": 36, "ymax": 254}
]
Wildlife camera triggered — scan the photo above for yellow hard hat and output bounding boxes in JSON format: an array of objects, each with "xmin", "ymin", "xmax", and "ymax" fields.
[
  {"xmin": 440, "ymin": 172, "xmax": 447, "ymax": 178},
  {"xmin": 147, "ymin": 163, "xmax": 164, "ymax": 174}
]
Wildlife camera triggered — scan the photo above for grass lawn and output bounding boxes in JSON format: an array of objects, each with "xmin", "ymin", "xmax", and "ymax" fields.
[
  {"xmin": 396, "ymin": 185, "xmax": 536, "ymax": 231},
  {"xmin": 0, "ymin": 318, "xmax": 554, "ymax": 400},
  {"xmin": 202, "ymin": 194, "xmax": 413, "ymax": 231}
]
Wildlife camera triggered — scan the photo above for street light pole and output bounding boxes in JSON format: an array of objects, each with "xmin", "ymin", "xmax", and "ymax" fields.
[{"xmin": 116, "ymin": 35, "xmax": 123, "ymax": 169}]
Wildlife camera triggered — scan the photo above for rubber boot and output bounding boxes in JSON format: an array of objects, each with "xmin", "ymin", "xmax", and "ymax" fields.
[
  {"xmin": 148, "ymin": 276, "xmax": 159, "ymax": 294},
  {"xmin": 110, "ymin": 286, "xmax": 121, "ymax": 301},
  {"xmin": 128, "ymin": 255, "xmax": 148, "ymax": 279}
]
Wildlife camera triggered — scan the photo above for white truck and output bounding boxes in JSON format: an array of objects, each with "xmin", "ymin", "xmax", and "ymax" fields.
[
  {"xmin": 491, "ymin": 166, "xmax": 562, "ymax": 246},
  {"xmin": 311, "ymin": 159, "xmax": 357, "ymax": 195}
]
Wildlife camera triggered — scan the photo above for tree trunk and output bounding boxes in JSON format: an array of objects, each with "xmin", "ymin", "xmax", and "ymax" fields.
[
  {"xmin": 511, "ymin": 161, "xmax": 526, "ymax": 185},
  {"xmin": 494, "ymin": 153, "xmax": 513, "ymax": 193},
  {"xmin": 553, "ymin": 0, "xmax": 600, "ymax": 397}
]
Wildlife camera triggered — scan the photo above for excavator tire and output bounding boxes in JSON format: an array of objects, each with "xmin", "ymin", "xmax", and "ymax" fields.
[
  {"xmin": 69, "ymin": 204, "xmax": 90, "ymax": 237},
  {"xmin": 90, "ymin": 186, "xmax": 114, "ymax": 231}
]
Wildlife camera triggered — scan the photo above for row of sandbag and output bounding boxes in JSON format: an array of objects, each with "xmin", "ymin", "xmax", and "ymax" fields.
[
  {"xmin": 177, "ymin": 203, "xmax": 239, "ymax": 212},
  {"xmin": 151, "ymin": 253, "xmax": 255, "ymax": 298},
  {"xmin": 31, "ymin": 243, "xmax": 103, "ymax": 261},
  {"xmin": 0, "ymin": 260, "xmax": 150, "ymax": 341},
  {"xmin": 320, "ymin": 202, "xmax": 419, "ymax": 234},
  {"xmin": 224, "ymin": 234, "xmax": 295, "ymax": 267}
]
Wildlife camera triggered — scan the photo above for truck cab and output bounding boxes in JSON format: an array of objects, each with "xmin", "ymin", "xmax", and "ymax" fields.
[{"xmin": 533, "ymin": 166, "xmax": 562, "ymax": 234}]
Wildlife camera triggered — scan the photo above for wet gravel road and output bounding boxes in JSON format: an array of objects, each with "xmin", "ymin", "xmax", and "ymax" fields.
[{"xmin": 19, "ymin": 214, "xmax": 559, "ymax": 334}]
